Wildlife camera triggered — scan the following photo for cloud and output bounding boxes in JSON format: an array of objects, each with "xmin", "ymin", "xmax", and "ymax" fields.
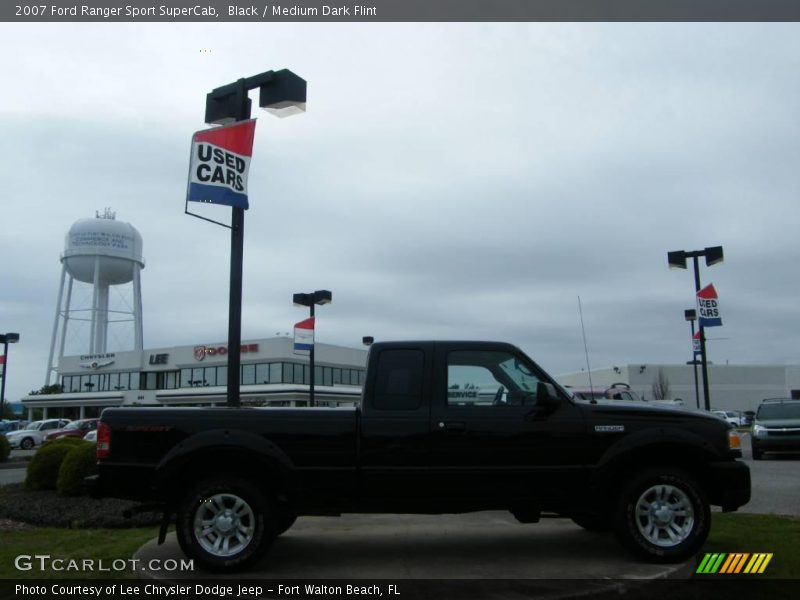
[{"xmin": 2, "ymin": 23, "xmax": 800, "ymax": 403}]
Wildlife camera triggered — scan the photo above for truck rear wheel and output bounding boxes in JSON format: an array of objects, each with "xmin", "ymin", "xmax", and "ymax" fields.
[
  {"xmin": 614, "ymin": 468, "xmax": 710, "ymax": 563},
  {"xmin": 176, "ymin": 477, "xmax": 274, "ymax": 572}
]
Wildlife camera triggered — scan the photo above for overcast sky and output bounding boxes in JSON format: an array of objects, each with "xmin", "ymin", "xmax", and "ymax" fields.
[{"xmin": 1, "ymin": 23, "xmax": 799, "ymax": 404}]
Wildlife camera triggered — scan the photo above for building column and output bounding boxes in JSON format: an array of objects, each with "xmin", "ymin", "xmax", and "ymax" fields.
[
  {"xmin": 27, "ymin": 407, "xmax": 33, "ymax": 421},
  {"xmin": 79, "ymin": 405, "xmax": 85, "ymax": 419},
  {"xmin": 42, "ymin": 407, "xmax": 48, "ymax": 419}
]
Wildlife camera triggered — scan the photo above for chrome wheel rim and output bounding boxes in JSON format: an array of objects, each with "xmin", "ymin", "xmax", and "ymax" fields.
[
  {"xmin": 634, "ymin": 484, "xmax": 695, "ymax": 547},
  {"xmin": 193, "ymin": 493, "xmax": 256, "ymax": 557}
]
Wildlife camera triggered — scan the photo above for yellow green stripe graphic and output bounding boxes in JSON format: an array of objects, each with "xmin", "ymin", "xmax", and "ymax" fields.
[{"xmin": 696, "ymin": 553, "xmax": 772, "ymax": 574}]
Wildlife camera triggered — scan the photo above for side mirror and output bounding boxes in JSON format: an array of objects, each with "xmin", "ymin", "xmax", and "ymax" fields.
[{"xmin": 536, "ymin": 381, "xmax": 560, "ymax": 409}]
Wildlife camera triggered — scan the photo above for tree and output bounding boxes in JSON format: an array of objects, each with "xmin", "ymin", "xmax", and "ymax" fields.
[
  {"xmin": 27, "ymin": 384, "xmax": 64, "ymax": 396},
  {"xmin": 651, "ymin": 369, "xmax": 671, "ymax": 400}
]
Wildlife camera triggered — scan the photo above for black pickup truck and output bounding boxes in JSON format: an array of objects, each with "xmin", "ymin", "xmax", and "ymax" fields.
[{"xmin": 92, "ymin": 341, "xmax": 750, "ymax": 572}]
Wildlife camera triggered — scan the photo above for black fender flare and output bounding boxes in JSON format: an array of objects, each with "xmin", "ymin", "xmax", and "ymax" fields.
[
  {"xmin": 152, "ymin": 429, "xmax": 295, "ymax": 496},
  {"xmin": 590, "ymin": 426, "xmax": 721, "ymax": 491}
]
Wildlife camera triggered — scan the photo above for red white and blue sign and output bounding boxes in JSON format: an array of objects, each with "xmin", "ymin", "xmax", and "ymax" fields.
[
  {"xmin": 692, "ymin": 331, "xmax": 701, "ymax": 354},
  {"xmin": 187, "ymin": 119, "xmax": 257, "ymax": 210},
  {"xmin": 293, "ymin": 317, "xmax": 315, "ymax": 355},
  {"xmin": 697, "ymin": 283, "xmax": 722, "ymax": 328}
]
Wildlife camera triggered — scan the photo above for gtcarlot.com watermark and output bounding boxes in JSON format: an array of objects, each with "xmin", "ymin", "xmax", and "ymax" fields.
[{"xmin": 14, "ymin": 554, "xmax": 194, "ymax": 573}]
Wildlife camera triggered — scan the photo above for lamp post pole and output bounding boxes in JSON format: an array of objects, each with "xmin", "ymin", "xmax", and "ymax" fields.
[
  {"xmin": 0, "ymin": 333, "xmax": 20, "ymax": 419},
  {"xmin": 668, "ymin": 246, "xmax": 723, "ymax": 412},
  {"xmin": 684, "ymin": 309, "xmax": 700, "ymax": 410},
  {"xmin": 198, "ymin": 69, "xmax": 306, "ymax": 408},
  {"xmin": 293, "ymin": 290, "xmax": 332, "ymax": 408}
]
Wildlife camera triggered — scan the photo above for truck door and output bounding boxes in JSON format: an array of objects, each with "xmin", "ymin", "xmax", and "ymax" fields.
[
  {"xmin": 428, "ymin": 344, "xmax": 588, "ymax": 505},
  {"xmin": 359, "ymin": 345, "xmax": 433, "ymax": 502}
]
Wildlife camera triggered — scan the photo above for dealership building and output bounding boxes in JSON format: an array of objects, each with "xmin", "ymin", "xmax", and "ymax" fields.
[
  {"xmin": 558, "ymin": 363, "xmax": 800, "ymax": 413},
  {"xmin": 21, "ymin": 336, "xmax": 367, "ymax": 420}
]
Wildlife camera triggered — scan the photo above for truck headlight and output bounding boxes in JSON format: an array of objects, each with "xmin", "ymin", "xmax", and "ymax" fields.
[
  {"xmin": 728, "ymin": 430, "xmax": 742, "ymax": 450},
  {"xmin": 752, "ymin": 424, "xmax": 766, "ymax": 438}
]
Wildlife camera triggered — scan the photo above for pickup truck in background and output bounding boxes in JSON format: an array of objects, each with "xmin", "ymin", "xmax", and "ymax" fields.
[{"xmin": 91, "ymin": 341, "xmax": 750, "ymax": 572}]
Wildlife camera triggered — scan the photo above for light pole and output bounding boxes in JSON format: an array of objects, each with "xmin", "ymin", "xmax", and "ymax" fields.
[
  {"xmin": 0, "ymin": 332, "xmax": 20, "ymax": 419},
  {"xmin": 199, "ymin": 69, "xmax": 306, "ymax": 408},
  {"xmin": 684, "ymin": 309, "xmax": 701, "ymax": 410},
  {"xmin": 668, "ymin": 246, "xmax": 723, "ymax": 411},
  {"xmin": 293, "ymin": 290, "xmax": 332, "ymax": 407}
]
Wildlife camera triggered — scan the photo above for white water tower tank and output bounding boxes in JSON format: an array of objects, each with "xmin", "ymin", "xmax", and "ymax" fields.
[
  {"xmin": 63, "ymin": 217, "xmax": 144, "ymax": 285},
  {"xmin": 46, "ymin": 210, "xmax": 145, "ymax": 385}
]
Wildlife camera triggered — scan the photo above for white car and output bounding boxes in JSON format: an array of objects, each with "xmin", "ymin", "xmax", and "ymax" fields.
[
  {"xmin": 5, "ymin": 419, "xmax": 71, "ymax": 450},
  {"xmin": 712, "ymin": 410, "xmax": 744, "ymax": 427},
  {"xmin": 83, "ymin": 429, "xmax": 97, "ymax": 442}
]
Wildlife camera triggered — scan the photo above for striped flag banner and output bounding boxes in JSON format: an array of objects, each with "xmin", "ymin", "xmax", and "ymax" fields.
[
  {"xmin": 293, "ymin": 317, "xmax": 315, "ymax": 356},
  {"xmin": 696, "ymin": 552, "xmax": 773, "ymax": 574}
]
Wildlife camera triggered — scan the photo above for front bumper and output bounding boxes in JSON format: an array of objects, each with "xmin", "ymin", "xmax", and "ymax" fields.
[
  {"xmin": 707, "ymin": 460, "xmax": 751, "ymax": 511},
  {"xmin": 751, "ymin": 435, "xmax": 800, "ymax": 452}
]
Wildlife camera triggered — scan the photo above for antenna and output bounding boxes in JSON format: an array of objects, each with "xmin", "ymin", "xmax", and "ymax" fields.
[{"xmin": 578, "ymin": 296, "xmax": 594, "ymax": 394}]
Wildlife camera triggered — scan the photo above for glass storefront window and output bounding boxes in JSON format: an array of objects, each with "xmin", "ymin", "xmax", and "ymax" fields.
[
  {"xmin": 242, "ymin": 364, "xmax": 255, "ymax": 385},
  {"xmin": 256, "ymin": 363, "xmax": 269, "ymax": 384},
  {"xmin": 270, "ymin": 363, "xmax": 281, "ymax": 383}
]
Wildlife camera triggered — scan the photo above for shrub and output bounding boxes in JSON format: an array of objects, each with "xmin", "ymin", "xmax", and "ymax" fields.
[
  {"xmin": 57, "ymin": 441, "xmax": 98, "ymax": 496},
  {"xmin": 0, "ymin": 434, "xmax": 10, "ymax": 462},
  {"xmin": 25, "ymin": 437, "xmax": 86, "ymax": 490}
]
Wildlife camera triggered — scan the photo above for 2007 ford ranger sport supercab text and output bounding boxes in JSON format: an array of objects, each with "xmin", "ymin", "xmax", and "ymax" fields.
[{"xmin": 89, "ymin": 341, "xmax": 750, "ymax": 572}]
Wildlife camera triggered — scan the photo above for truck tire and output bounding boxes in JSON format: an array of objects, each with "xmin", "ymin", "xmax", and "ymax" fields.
[
  {"xmin": 613, "ymin": 468, "xmax": 710, "ymax": 563},
  {"xmin": 176, "ymin": 477, "xmax": 274, "ymax": 572},
  {"xmin": 275, "ymin": 513, "xmax": 297, "ymax": 536},
  {"xmin": 751, "ymin": 446, "xmax": 763, "ymax": 460}
]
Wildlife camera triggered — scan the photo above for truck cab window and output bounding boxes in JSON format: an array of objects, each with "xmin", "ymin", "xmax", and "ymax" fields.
[
  {"xmin": 373, "ymin": 349, "xmax": 424, "ymax": 410},
  {"xmin": 448, "ymin": 350, "xmax": 541, "ymax": 407}
]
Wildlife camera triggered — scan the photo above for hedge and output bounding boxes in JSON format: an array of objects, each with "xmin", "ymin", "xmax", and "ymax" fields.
[
  {"xmin": 25, "ymin": 437, "xmax": 86, "ymax": 491},
  {"xmin": 57, "ymin": 441, "xmax": 98, "ymax": 496}
]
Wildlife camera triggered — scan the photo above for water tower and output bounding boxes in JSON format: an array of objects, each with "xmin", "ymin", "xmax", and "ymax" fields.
[{"xmin": 46, "ymin": 209, "xmax": 145, "ymax": 385}]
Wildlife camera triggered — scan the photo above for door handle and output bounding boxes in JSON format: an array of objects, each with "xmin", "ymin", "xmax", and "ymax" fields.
[{"xmin": 439, "ymin": 421, "xmax": 466, "ymax": 432}]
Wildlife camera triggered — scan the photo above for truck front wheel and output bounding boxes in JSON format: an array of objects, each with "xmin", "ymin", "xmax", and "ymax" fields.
[
  {"xmin": 614, "ymin": 468, "xmax": 710, "ymax": 563},
  {"xmin": 176, "ymin": 477, "xmax": 274, "ymax": 572}
]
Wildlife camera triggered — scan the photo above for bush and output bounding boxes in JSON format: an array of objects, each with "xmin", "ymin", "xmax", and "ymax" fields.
[
  {"xmin": 57, "ymin": 441, "xmax": 97, "ymax": 496},
  {"xmin": 25, "ymin": 437, "xmax": 86, "ymax": 491},
  {"xmin": 0, "ymin": 435, "xmax": 10, "ymax": 462}
]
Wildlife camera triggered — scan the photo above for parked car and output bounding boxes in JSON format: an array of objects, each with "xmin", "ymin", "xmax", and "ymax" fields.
[
  {"xmin": 751, "ymin": 398, "xmax": 800, "ymax": 460},
  {"xmin": 568, "ymin": 382, "xmax": 644, "ymax": 402},
  {"xmin": 712, "ymin": 410, "xmax": 744, "ymax": 427},
  {"xmin": 45, "ymin": 418, "xmax": 99, "ymax": 441},
  {"xmin": 0, "ymin": 420, "xmax": 23, "ymax": 434},
  {"xmin": 5, "ymin": 419, "xmax": 72, "ymax": 450}
]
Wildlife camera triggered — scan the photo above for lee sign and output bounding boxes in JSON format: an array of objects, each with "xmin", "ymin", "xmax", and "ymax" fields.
[{"xmin": 697, "ymin": 283, "xmax": 722, "ymax": 328}]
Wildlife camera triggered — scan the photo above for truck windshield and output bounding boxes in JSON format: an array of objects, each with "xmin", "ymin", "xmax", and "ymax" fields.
[{"xmin": 757, "ymin": 402, "xmax": 800, "ymax": 420}]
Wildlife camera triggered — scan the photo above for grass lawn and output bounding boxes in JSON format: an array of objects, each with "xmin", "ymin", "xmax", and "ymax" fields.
[
  {"xmin": 705, "ymin": 513, "xmax": 800, "ymax": 579},
  {"xmin": 0, "ymin": 527, "xmax": 159, "ymax": 579}
]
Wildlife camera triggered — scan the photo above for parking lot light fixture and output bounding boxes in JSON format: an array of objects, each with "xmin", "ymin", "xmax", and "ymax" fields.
[
  {"xmin": 293, "ymin": 290, "xmax": 333, "ymax": 407},
  {"xmin": 0, "ymin": 332, "xmax": 21, "ymax": 418},
  {"xmin": 684, "ymin": 309, "xmax": 700, "ymax": 409},
  {"xmin": 199, "ymin": 69, "xmax": 306, "ymax": 408},
  {"xmin": 667, "ymin": 246, "xmax": 724, "ymax": 411}
]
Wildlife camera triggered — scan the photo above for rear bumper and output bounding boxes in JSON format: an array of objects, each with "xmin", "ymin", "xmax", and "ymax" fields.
[
  {"xmin": 87, "ymin": 463, "xmax": 158, "ymax": 501},
  {"xmin": 707, "ymin": 460, "xmax": 751, "ymax": 511}
]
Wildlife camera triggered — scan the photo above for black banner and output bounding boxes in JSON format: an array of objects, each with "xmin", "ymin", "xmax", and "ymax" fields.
[
  {"xmin": 2, "ymin": 579, "xmax": 799, "ymax": 600},
  {"xmin": 3, "ymin": 0, "xmax": 800, "ymax": 23}
]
